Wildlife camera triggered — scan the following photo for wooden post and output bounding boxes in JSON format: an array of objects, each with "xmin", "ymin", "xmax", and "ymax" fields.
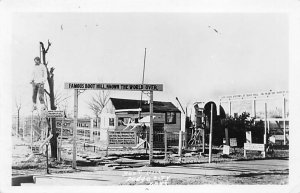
[
  {"xmin": 225, "ymin": 128, "xmax": 229, "ymax": 145},
  {"xmin": 252, "ymin": 100, "xmax": 256, "ymax": 118},
  {"xmin": 202, "ymin": 128, "xmax": 205, "ymax": 153},
  {"xmin": 264, "ymin": 103, "xmax": 267, "ymax": 145},
  {"xmin": 283, "ymin": 97, "xmax": 286, "ymax": 145},
  {"xmin": 90, "ymin": 119, "xmax": 94, "ymax": 142},
  {"xmin": 149, "ymin": 91, "xmax": 154, "ymax": 165},
  {"xmin": 145, "ymin": 130, "xmax": 148, "ymax": 154},
  {"xmin": 106, "ymin": 130, "xmax": 109, "ymax": 157},
  {"xmin": 46, "ymin": 118, "xmax": 51, "ymax": 174},
  {"xmin": 73, "ymin": 89, "xmax": 78, "ymax": 169},
  {"xmin": 58, "ymin": 116, "xmax": 64, "ymax": 161},
  {"xmin": 46, "ymin": 144, "xmax": 49, "ymax": 174},
  {"xmin": 178, "ymin": 130, "xmax": 182, "ymax": 156},
  {"xmin": 208, "ymin": 103, "xmax": 213, "ymax": 163},
  {"xmin": 229, "ymin": 101, "xmax": 232, "ymax": 117},
  {"xmin": 164, "ymin": 130, "xmax": 167, "ymax": 160}
]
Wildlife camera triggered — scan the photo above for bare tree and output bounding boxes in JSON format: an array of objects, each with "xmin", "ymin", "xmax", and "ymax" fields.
[
  {"xmin": 55, "ymin": 89, "xmax": 71, "ymax": 111},
  {"xmin": 87, "ymin": 90, "xmax": 110, "ymax": 118},
  {"xmin": 40, "ymin": 40, "xmax": 59, "ymax": 159},
  {"xmin": 15, "ymin": 99, "xmax": 22, "ymax": 136}
]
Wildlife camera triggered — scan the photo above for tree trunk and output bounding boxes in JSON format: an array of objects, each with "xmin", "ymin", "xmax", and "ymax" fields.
[{"xmin": 40, "ymin": 41, "xmax": 58, "ymax": 159}]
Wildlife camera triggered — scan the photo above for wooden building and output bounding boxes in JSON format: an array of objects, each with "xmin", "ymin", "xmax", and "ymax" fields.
[{"xmin": 99, "ymin": 98, "xmax": 181, "ymax": 147}]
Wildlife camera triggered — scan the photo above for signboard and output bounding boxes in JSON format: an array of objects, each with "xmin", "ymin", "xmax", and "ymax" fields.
[
  {"xmin": 220, "ymin": 90, "xmax": 288, "ymax": 101},
  {"xmin": 47, "ymin": 110, "xmax": 64, "ymax": 118},
  {"xmin": 244, "ymin": 143, "xmax": 265, "ymax": 151},
  {"xmin": 246, "ymin": 131, "xmax": 252, "ymax": 143},
  {"xmin": 64, "ymin": 82, "xmax": 163, "ymax": 91},
  {"xmin": 108, "ymin": 131, "xmax": 136, "ymax": 147},
  {"xmin": 270, "ymin": 135, "xmax": 285, "ymax": 145},
  {"xmin": 223, "ymin": 145, "xmax": 230, "ymax": 155},
  {"xmin": 230, "ymin": 138, "xmax": 237, "ymax": 147},
  {"xmin": 32, "ymin": 145, "xmax": 40, "ymax": 154}
]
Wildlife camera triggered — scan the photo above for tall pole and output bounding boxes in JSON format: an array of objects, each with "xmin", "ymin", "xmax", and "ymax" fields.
[
  {"xmin": 264, "ymin": 103, "xmax": 267, "ymax": 145},
  {"xmin": 164, "ymin": 130, "xmax": 167, "ymax": 160},
  {"xmin": 17, "ymin": 109, "xmax": 20, "ymax": 137},
  {"xmin": 229, "ymin": 101, "xmax": 232, "ymax": 117},
  {"xmin": 46, "ymin": 119, "xmax": 51, "ymax": 174},
  {"xmin": 283, "ymin": 97, "xmax": 286, "ymax": 145},
  {"xmin": 73, "ymin": 89, "xmax": 78, "ymax": 169},
  {"xmin": 58, "ymin": 115, "xmax": 64, "ymax": 161},
  {"xmin": 208, "ymin": 103, "xmax": 213, "ymax": 163},
  {"xmin": 149, "ymin": 90, "xmax": 153, "ymax": 165},
  {"xmin": 252, "ymin": 100, "xmax": 256, "ymax": 118},
  {"xmin": 176, "ymin": 97, "xmax": 185, "ymax": 156},
  {"xmin": 139, "ymin": 48, "xmax": 147, "ymax": 118}
]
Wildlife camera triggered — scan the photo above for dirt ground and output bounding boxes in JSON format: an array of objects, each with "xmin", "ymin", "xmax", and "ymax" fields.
[
  {"xmin": 12, "ymin": 136, "xmax": 289, "ymax": 185},
  {"xmin": 168, "ymin": 170, "xmax": 288, "ymax": 185}
]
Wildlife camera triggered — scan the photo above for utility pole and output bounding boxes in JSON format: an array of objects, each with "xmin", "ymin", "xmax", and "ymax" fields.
[
  {"xmin": 175, "ymin": 97, "xmax": 185, "ymax": 156},
  {"xmin": 139, "ymin": 48, "xmax": 147, "ymax": 118},
  {"xmin": 73, "ymin": 89, "xmax": 78, "ymax": 169},
  {"xmin": 208, "ymin": 103, "xmax": 213, "ymax": 163},
  {"xmin": 149, "ymin": 90, "xmax": 154, "ymax": 165}
]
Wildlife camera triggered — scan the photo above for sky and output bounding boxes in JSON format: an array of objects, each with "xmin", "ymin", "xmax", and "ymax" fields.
[{"xmin": 11, "ymin": 12, "xmax": 289, "ymax": 117}]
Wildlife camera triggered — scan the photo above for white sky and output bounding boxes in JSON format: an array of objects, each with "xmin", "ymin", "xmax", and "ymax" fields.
[{"xmin": 11, "ymin": 12, "xmax": 288, "ymax": 117}]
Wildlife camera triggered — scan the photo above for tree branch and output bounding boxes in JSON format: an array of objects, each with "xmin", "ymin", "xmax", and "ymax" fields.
[
  {"xmin": 44, "ymin": 89, "xmax": 50, "ymax": 97},
  {"xmin": 45, "ymin": 40, "xmax": 52, "ymax": 53}
]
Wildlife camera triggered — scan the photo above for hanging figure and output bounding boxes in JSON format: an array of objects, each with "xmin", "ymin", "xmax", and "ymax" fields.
[{"xmin": 30, "ymin": 56, "xmax": 47, "ymax": 111}]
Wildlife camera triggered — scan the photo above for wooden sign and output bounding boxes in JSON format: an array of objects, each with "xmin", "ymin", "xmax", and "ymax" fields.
[
  {"xmin": 64, "ymin": 82, "xmax": 163, "ymax": 91},
  {"xmin": 244, "ymin": 143, "xmax": 265, "ymax": 151},
  {"xmin": 223, "ymin": 145, "xmax": 230, "ymax": 155},
  {"xmin": 230, "ymin": 138, "xmax": 237, "ymax": 147},
  {"xmin": 47, "ymin": 110, "xmax": 64, "ymax": 118},
  {"xmin": 108, "ymin": 131, "xmax": 136, "ymax": 147},
  {"xmin": 32, "ymin": 145, "xmax": 40, "ymax": 154}
]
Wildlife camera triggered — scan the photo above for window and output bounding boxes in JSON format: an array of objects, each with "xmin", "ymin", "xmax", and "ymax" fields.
[
  {"xmin": 109, "ymin": 118, "xmax": 115, "ymax": 126},
  {"xmin": 165, "ymin": 112, "xmax": 176, "ymax": 124},
  {"xmin": 118, "ymin": 118, "xmax": 124, "ymax": 126}
]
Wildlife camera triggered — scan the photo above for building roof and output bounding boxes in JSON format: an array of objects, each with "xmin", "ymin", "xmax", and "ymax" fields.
[{"xmin": 110, "ymin": 98, "xmax": 181, "ymax": 113}]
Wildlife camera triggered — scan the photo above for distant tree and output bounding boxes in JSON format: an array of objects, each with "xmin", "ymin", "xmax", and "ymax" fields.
[
  {"xmin": 87, "ymin": 90, "xmax": 110, "ymax": 119},
  {"xmin": 54, "ymin": 89, "xmax": 71, "ymax": 113},
  {"xmin": 15, "ymin": 99, "xmax": 22, "ymax": 136},
  {"xmin": 221, "ymin": 112, "xmax": 264, "ymax": 146}
]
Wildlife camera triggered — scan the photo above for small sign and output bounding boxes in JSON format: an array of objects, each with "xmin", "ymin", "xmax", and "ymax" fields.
[
  {"xmin": 32, "ymin": 145, "xmax": 40, "ymax": 154},
  {"xmin": 47, "ymin": 110, "xmax": 64, "ymax": 118},
  {"xmin": 244, "ymin": 143, "xmax": 265, "ymax": 151},
  {"xmin": 246, "ymin": 131, "xmax": 252, "ymax": 143},
  {"xmin": 108, "ymin": 131, "xmax": 136, "ymax": 147},
  {"xmin": 223, "ymin": 145, "xmax": 230, "ymax": 155},
  {"xmin": 64, "ymin": 82, "xmax": 163, "ymax": 91},
  {"xmin": 230, "ymin": 138, "xmax": 237, "ymax": 147}
]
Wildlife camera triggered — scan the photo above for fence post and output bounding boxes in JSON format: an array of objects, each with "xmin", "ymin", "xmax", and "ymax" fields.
[
  {"xmin": 208, "ymin": 103, "xmax": 213, "ymax": 163},
  {"xmin": 164, "ymin": 131, "xmax": 168, "ymax": 160},
  {"xmin": 106, "ymin": 130, "xmax": 109, "ymax": 157},
  {"xmin": 178, "ymin": 131, "xmax": 182, "ymax": 156}
]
